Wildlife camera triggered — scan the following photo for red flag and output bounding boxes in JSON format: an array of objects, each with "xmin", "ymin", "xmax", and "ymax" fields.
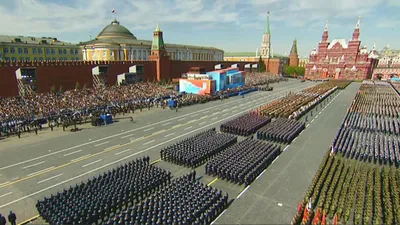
[
  {"xmin": 297, "ymin": 202, "xmax": 302, "ymax": 213},
  {"xmin": 303, "ymin": 207, "xmax": 309, "ymax": 221},
  {"xmin": 313, "ymin": 208, "xmax": 321, "ymax": 225},
  {"xmin": 321, "ymin": 210, "xmax": 326, "ymax": 225},
  {"xmin": 112, "ymin": 9, "xmax": 115, "ymax": 13},
  {"xmin": 333, "ymin": 213, "xmax": 338, "ymax": 225}
]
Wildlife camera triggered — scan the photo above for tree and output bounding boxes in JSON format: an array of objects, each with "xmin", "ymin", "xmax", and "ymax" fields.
[
  {"xmin": 284, "ymin": 65, "xmax": 296, "ymax": 76},
  {"xmin": 75, "ymin": 82, "xmax": 80, "ymax": 90},
  {"xmin": 295, "ymin": 67, "xmax": 305, "ymax": 76},
  {"xmin": 258, "ymin": 56, "xmax": 266, "ymax": 72}
]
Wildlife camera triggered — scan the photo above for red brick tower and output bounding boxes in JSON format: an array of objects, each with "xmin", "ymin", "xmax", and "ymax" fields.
[
  {"xmin": 289, "ymin": 39, "xmax": 299, "ymax": 67},
  {"xmin": 149, "ymin": 24, "xmax": 171, "ymax": 81}
]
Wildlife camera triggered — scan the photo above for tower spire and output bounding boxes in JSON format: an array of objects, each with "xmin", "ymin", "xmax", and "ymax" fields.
[
  {"xmin": 265, "ymin": 11, "xmax": 270, "ymax": 34},
  {"xmin": 322, "ymin": 18, "xmax": 329, "ymax": 42},
  {"xmin": 352, "ymin": 16, "xmax": 361, "ymax": 41}
]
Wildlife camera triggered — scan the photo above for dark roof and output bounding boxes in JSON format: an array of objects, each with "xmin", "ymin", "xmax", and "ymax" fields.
[{"xmin": 97, "ymin": 19, "xmax": 137, "ymax": 40}]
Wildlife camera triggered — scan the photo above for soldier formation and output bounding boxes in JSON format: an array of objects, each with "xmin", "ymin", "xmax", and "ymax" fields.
[
  {"xmin": 36, "ymin": 158, "xmax": 171, "ymax": 225},
  {"xmin": 257, "ymin": 118, "xmax": 305, "ymax": 144},
  {"xmin": 332, "ymin": 81, "xmax": 400, "ymax": 167},
  {"xmin": 206, "ymin": 139, "xmax": 281, "ymax": 186},
  {"xmin": 102, "ymin": 173, "xmax": 230, "ymax": 225},
  {"xmin": 220, "ymin": 114, "xmax": 271, "ymax": 136},
  {"xmin": 160, "ymin": 129, "xmax": 237, "ymax": 168}
]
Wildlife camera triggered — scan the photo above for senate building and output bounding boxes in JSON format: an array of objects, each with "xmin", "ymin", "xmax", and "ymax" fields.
[{"xmin": 79, "ymin": 19, "xmax": 224, "ymax": 62}]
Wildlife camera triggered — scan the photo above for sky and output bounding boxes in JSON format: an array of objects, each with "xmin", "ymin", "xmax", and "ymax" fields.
[{"xmin": 0, "ymin": 0, "xmax": 399, "ymax": 57}]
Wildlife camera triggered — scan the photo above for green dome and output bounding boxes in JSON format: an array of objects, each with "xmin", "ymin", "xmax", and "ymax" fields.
[{"xmin": 97, "ymin": 19, "xmax": 137, "ymax": 40}]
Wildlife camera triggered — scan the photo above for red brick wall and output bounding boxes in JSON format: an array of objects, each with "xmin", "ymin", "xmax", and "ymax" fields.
[{"xmin": 0, "ymin": 60, "xmax": 157, "ymax": 97}]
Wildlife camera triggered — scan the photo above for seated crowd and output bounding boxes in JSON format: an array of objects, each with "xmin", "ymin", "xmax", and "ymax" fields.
[
  {"xmin": 244, "ymin": 72, "xmax": 287, "ymax": 86},
  {"xmin": 36, "ymin": 158, "xmax": 171, "ymax": 225},
  {"xmin": 160, "ymin": 128, "xmax": 237, "ymax": 168},
  {"xmin": 206, "ymin": 139, "xmax": 281, "ymax": 186},
  {"xmin": 102, "ymin": 173, "xmax": 230, "ymax": 225}
]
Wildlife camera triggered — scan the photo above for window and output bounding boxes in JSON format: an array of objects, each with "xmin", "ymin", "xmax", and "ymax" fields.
[
  {"xmin": 51, "ymin": 49, "xmax": 55, "ymax": 54},
  {"xmin": 4, "ymin": 57, "xmax": 10, "ymax": 61},
  {"xmin": 32, "ymin": 48, "xmax": 37, "ymax": 54},
  {"xmin": 33, "ymin": 57, "xmax": 38, "ymax": 62},
  {"xmin": 38, "ymin": 48, "xmax": 43, "ymax": 54},
  {"xmin": 11, "ymin": 57, "xmax": 16, "ymax": 62},
  {"xmin": 3, "ymin": 48, "xmax": 8, "ymax": 53},
  {"xmin": 63, "ymin": 49, "xmax": 67, "ymax": 54},
  {"xmin": 74, "ymin": 49, "xmax": 78, "ymax": 54},
  {"xmin": 19, "ymin": 57, "xmax": 24, "ymax": 61},
  {"xmin": 71, "ymin": 57, "xmax": 75, "ymax": 60},
  {"xmin": 70, "ymin": 49, "xmax": 74, "ymax": 54},
  {"xmin": 25, "ymin": 57, "xmax": 30, "ymax": 61},
  {"xmin": 39, "ymin": 57, "xmax": 44, "ymax": 61},
  {"xmin": 18, "ymin": 48, "xmax": 23, "ymax": 54},
  {"xmin": 103, "ymin": 51, "xmax": 107, "ymax": 59},
  {"xmin": 24, "ymin": 48, "xmax": 28, "ymax": 54},
  {"xmin": 58, "ymin": 49, "xmax": 63, "ymax": 54},
  {"xmin": 46, "ymin": 48, "xmax": 50, "ymax": 54},
  {"xmin": 10, "ymin": 48, "xmax": 15, "ymax": 53}
]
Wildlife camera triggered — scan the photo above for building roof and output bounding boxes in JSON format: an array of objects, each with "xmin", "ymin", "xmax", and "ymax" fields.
[
  {"xmin": 97, "ymin": 19, "xmax": 137, "ymax": 40},
  {"xmin": 80, "ymin": 20, "xmax": 223, "ymax": 51},
  {"xmin": 0, "ymin": 35, "xmax": 78, "ymax": 46},
  {"xmin": 328, "ymin": 39, "xmax": 348, "ymax": 49}
]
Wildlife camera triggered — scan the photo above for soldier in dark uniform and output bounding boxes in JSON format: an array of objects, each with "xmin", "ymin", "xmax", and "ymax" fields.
[
  {"xmin": 0, "ymin": 214, "xmax": 6, "ymax": 225},
  {"xmin": 8, "ymin": 211, "xmax": 16, "ymax": 225}
]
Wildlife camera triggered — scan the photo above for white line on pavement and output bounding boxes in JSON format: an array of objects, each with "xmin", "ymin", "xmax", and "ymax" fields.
[
  {"xmin": 306, "ymin": 124, "xmax": 310, "ymax": 128},
  {"xmin": 203, "ymin": 110, "xmax": 209, "ymax": 113},
  {"xmin": 162, "ymin": 122, "xmax": 171, "ymax": 126},
  {"xmin": 178, "ymin": 117, "xmax": 186, "ymax": 121},
  {"xmin": 211, "ymin": 117, "xmax": 218, "ymax": 121},
  {"xmin": 0, "ymin": 181, "xmax": 9, "ymax": 186},
  {"xmin": 237, "ymin": 186, "xmax": 251, "ymax": 199},
  {"xmin": 191, "ymin": 114, "xmax": 199, "ymax": 117},
  {"xmin": 283, "ymin": 145, "xmax": 289, "ymax": 152},
  {"xmin": 37, "ymin": 173, "xmax": 63, "ymax": 184},
  {"xmin": 184, "ymin": 126, "xmax": 192, "ymax": 131},
  {"xmin": 164, "ymin": 133, "xmax": 175, "ymax": 137},
  {"xmin": 271, "ymin": 156, "xmax": 280, "ymax": 164},
  {"xmin": 22, "ymin": 161, "xmax": 45, "ymax": 170},
  {"xmin": 115, "ymin": 149, "xmax": 132, "ymax": 156},
  {"xmin": 0, "ymin": 192, "xmax": 12, "ymax": 199},
  {"xmin": 94, "ymin": 141, "xmax": 110, "ymax": 147},
  {"xmin": 27, "ymin": 167, "xmax": 55, "ymax": 177},
  {"xmin": 256, "ymin": 170, "xmax": 267, "ymax": 180},
  {"xmin": 211, "ymin": 209, "xmax": 227, "ymax": 225},
  {"xmin": 199, "ymin": 122, "xmax": 206, "ymax": 125},
  {"xmin": 144, "ymin": 127, "xmax": 154, "ymax": 132},
  {"xmin": 63, "ymin": 150, "xmax": 82, "ymax": 157},
  {"xmin": 82, "ymin": 159, "xmax": 102, "ymax": 168},
  {"xmin": 143, "ymin": 140, "xmax": 155, "ymax": 146}
]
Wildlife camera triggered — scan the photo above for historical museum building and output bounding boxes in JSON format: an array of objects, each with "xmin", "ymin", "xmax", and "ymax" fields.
[
  {"xmin": 80, "ymin": 20, "xmax": 224, "ymax": 62},
  {"xmin": 305, "ymin": 18, "xmax": 379, "ymax": 80},
  {"xmin": 223, "ymin": 12, "xmax": 297, "ymax": 75},
  {"xmin": 0, "ymin": 35, "xmax": 82, "ymax": 62}
]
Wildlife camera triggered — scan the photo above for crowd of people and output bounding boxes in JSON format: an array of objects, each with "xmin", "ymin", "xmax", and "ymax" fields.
[
  {"xmin": 101, "ymin": 173, "xmax": 230, "ymax": 225},
  {"xmin": 220, "ymin": 114, "xmax": 271, "ymax": 136},
  {"xmin": 36, "ymin": 158, "xmax": 171, "ymax": 225},
  {"xmin": 331, "ymin": 81, "xmax": 400, "ymax": 166},
  {"xmin": 206, "ymin": 139, "xmax": 281, "ymax": 186},
  {"xmin": 252, "ymin": 82, "xmax": 337, "ymax": 119},
  {"xmin": 257, "ymin": 118, "xmax": 306, "ymax": 144},
  {"xmin": 244, "ymin": 72, "xmax": 287, "ymax": 86},
  {"xmin": 160, "ymin": 129, "xmax": 237, "ymax": 168}
]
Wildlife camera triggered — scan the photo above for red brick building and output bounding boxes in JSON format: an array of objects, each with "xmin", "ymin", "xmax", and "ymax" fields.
[
  {"xmin": 289, "ymin": 39, "xmax": 299, "ymax": 67},
  {"xmin": 305, "ymin": 18, "xmax": 378, "ymax": 80}
]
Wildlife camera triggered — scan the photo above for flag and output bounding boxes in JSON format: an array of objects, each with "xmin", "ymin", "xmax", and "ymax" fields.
[
  {"xmin": 321, "ymin": 210, "xmax": 326, "ymax": 225},
  {"xmin": 297, "ymin": 202, "xmax": 302, "ymax": 214},
  {"xmin": 112, "ymin": 9, "xmax": 115, "ymax": 13},
  {"xmin": 333, "ymin": 213, "xmax": 338, "ymax": 225},
  {"xmin": 303, "ymin": 207, "xmax": 309, "ymax": 222},
  {"xmin": 313, "ymin": 208, "xmax": 321, "ymax": 225}
]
